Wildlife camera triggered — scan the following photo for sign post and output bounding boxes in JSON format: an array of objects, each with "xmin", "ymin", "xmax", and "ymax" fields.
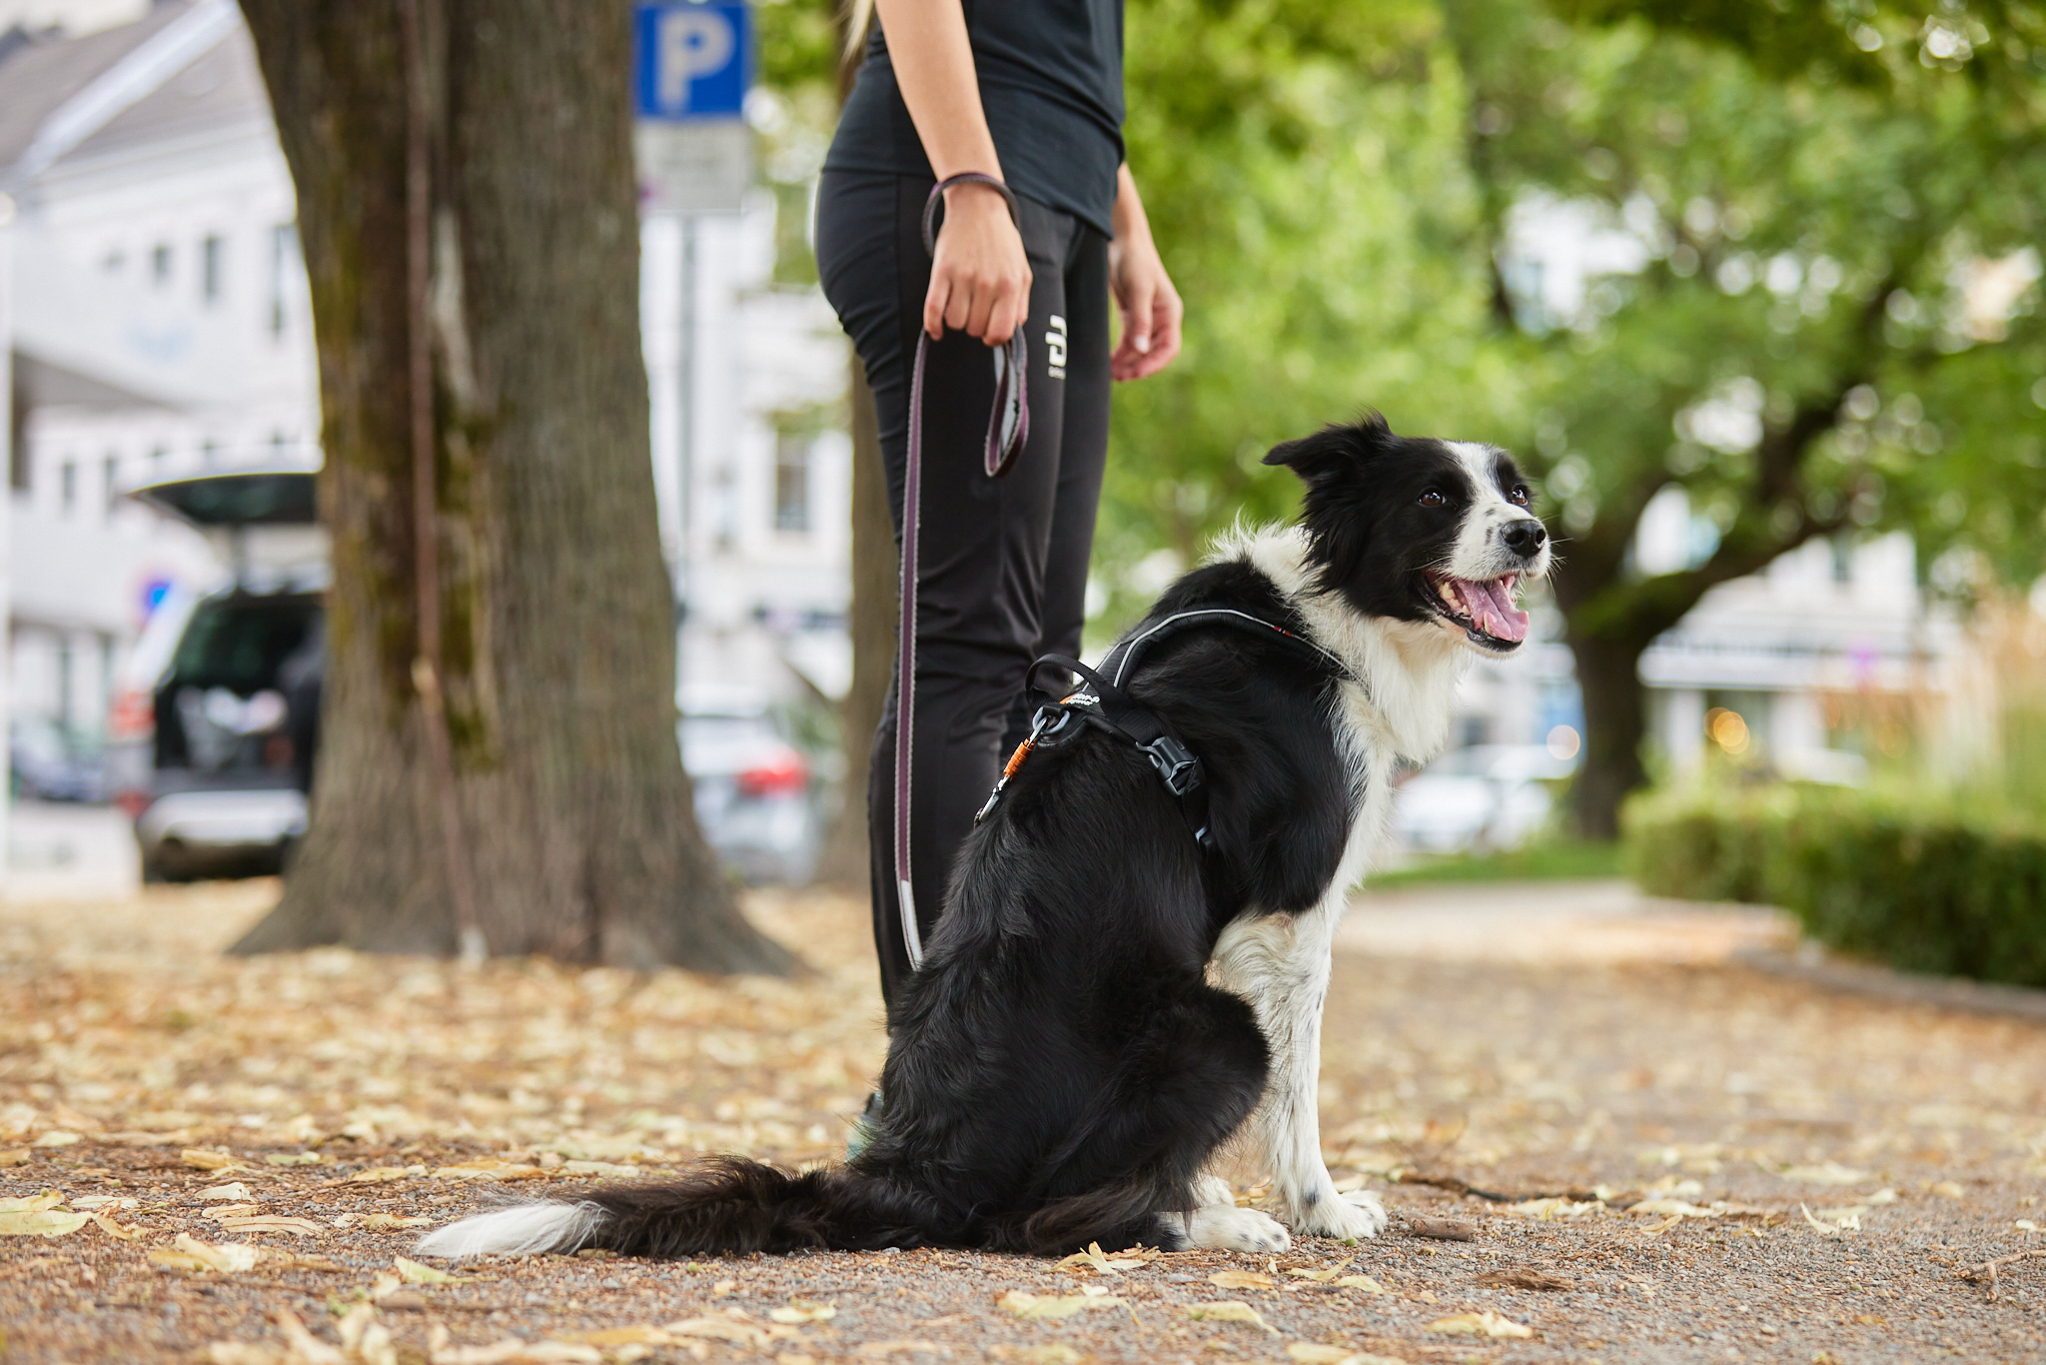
[{"xmin": 633, "ymin": 2, "xmax": 750, "ymax": 689}]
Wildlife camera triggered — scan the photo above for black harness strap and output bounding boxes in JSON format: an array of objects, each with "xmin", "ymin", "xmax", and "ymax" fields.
[{"xmin": 973, "ymin": 608, "xmax": 1350, "ymax": 849}]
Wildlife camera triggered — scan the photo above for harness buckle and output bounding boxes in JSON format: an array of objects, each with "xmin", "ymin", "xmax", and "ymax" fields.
[{"xmin": 1140, "ymin": 735, "xmax": 1203, "ymax": 796}]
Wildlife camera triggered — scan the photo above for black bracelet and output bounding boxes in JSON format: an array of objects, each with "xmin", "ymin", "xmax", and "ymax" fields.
[{"xmin": 920, "ymin": 172, "xmax": 1020, "ymax": 257}]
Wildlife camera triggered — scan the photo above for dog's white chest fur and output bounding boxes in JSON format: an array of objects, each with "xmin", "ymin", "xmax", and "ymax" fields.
[{"xmin": 1204, "ymin": 525, "xmax": 1470, "ymax": 1242}]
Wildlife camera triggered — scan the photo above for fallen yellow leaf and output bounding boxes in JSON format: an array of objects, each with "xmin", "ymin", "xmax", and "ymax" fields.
[
  {"xmin": 199, "ymin": 1183, "xmax": 255, "ymax": 1201},
  {"xmin": 0, "ymin": 1192, "xmax": 64, "ymax": 1213},
  {"xmin": 1285, "ymin": 1259, "xmax": 1351, "ymax": 1282},
  {"xmin": 767, "ymin": 1299, "xmax": 837, "ymax": 1324},
  {"xmin": 1425, "ymin": 1311, "xmax": 1532, "ymax": 1339},
  {"xmin": 216, "ymin": 1214, "xmax": 324, "ymax": 1236},
  {"xmin": 0, "ymin": 1148, "xmax": 28, "ymax": 1167},
  {"xmin": 203, "ymin": 1203, "xmax": 262, "ymax": 1220},
  {"xmin": 182, "ymin": 1148, "xmax": 240, "ymax": 1171},
  {"xmin": 0, "ymin": 1208, "xmax": 90, "ymax": 1238},
  {"xmin": 347, "ymin": 1165, "xmax": 428, "ymax": 1184},
  {"xmin": 997, "ymin": 1290, "xmax": 1125, "ymax": 1320},
  {"xmin": 1051, "ymin": 1240, "xmax": 1158, "ymax": 1275},
  {"xmin": 431, "ymin": 1160, "xmax": 547, "ymax": 1182},
  {"xmin": 1332, "ymin": 1275, "xmax": 1388, "ymax": 1294},
  {"xmin": 395, "ymin": 1254, "xmax": 475, "ymax": 1284},
  {"xmin": 150, "ymin": 1233, "xmax": 261, "ymax": 1274},
  {"xmin": 1208, "ymin": 1269, "xmax": 1275, "ymax": 1290},
  {"xmin": 92, "ymin": 1212, "xmax": 144, "ymax": 1241},
  {"xmin": 1184, "ymin": 1301, "xmax": 1277, "ymax": 1333},
  {"xmin": 1931, "ymin": 1181, "xmax": 1966, "ymax": 1200},
  {"xmin": 32, "ymin": 1130, "xmax": 82, "ymax": 1147}
]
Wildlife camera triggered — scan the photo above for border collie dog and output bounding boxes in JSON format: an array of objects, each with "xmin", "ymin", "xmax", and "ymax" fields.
[{"xmin": 420, "ymin": 414, "xmax": 1550, "ymax": 1260}]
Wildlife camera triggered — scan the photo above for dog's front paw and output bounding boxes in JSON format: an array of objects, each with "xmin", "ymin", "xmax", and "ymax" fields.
[
  {"xmin": 1290, "ymin": 1188, "xmax": 1388, "ymax": 1242},
  {"xmin": 1186, "ymin": 1204, "xmax": 1292, "ymax": 1254}
]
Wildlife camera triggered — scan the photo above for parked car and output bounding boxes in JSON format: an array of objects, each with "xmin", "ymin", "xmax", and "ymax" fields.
[
  {"xmin": 1390, "ymin": 743, "xmax": 1577, "ymax": 854},
  {"xmin": 117, "ymin": 470, "xmax": 324, "ymax": 882},
  {"xmin": 678, "ymin": 689, "xmax": 823, "ymax": 885},
  {"xmin": 10, "ymin": 716, "xmax": 110, "ymax": 803}
]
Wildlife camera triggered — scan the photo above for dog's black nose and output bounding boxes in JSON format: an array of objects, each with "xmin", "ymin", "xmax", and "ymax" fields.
[{"xmin": 1503, "ymin": 519, "xmax": 1547, "ymax": 559}]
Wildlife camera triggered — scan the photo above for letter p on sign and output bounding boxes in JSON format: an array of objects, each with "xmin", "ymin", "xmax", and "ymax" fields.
[{"xmin": 635, "ymin": 3, "xmax": 749, "ymax": 121}]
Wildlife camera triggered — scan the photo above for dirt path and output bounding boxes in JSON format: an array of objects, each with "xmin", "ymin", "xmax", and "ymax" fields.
[{"xmin": 2, "ymin": 881, "xmax": 2041, "ymax": 1364}]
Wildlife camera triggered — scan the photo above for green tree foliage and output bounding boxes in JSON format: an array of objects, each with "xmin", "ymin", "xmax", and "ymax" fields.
[{"xmin": 1109, "ymin": 0, "xmax": 2046, "ymax": 832}]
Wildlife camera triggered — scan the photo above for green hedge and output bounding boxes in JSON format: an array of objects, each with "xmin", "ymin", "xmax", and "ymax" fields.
[{"xmin": 1623, "ymin": 787, "xmax": 2046, "ymax": 987}]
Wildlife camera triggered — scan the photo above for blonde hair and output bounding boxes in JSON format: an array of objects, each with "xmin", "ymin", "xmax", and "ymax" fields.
[{"xmin": 844, "ymin": 0, "xmax": 875, "ymax": 60}]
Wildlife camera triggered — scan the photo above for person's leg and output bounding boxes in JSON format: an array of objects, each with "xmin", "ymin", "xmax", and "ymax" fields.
[
  {"xmin": 1001, "ymin": 227, "xmax": 1113, "ymax": 750},
  {"xmin": 855, "ymin": 180, "xmax": 1084, "ymax": 1007}
]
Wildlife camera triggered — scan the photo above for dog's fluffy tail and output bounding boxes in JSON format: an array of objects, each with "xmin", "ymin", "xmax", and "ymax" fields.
[{"xmin": 415, "ymin": 1156, "xmax": 934, "ymax": 1260}]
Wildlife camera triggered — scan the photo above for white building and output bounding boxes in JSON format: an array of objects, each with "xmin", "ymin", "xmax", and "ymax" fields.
[{"xmin": 0, "ymin": 0, "xmax": 852, "ymax": 786}]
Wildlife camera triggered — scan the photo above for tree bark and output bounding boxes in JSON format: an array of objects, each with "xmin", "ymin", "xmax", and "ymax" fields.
[
  {"xmin": 230, "ymin": 0, "xmax": 793, "ymax": 973},
  {"xmin": 815, "ymin": 357, "xmax": 893, "ymax": 887},
  {"xmin": 1563, "ymin": 629, "xmax": 1652, "ymax": 840}
]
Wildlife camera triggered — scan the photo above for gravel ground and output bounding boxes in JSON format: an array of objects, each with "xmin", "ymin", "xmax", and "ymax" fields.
[{"xmin": 1, "ymin": 879, "xmax": 2041, "ymax": 1365}]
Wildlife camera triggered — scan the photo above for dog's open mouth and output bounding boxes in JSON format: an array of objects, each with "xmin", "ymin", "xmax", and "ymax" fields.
[{"xmin": 1425, "ymin": 571, "xmax": 1530, "ymax": 647}]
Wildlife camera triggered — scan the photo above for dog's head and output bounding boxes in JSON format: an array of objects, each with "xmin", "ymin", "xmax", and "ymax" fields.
[{"xmin": 1264, "ymin": 413, "xmax": 1551, "ymax": 654}]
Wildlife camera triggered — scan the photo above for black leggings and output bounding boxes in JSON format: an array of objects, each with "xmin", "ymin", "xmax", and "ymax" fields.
[{"xmin": 816, "ymin": 171, "xmax": 1112, "ymax": 1008}]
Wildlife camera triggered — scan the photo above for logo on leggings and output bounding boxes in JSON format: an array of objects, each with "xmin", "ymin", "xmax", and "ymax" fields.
[{"xmin": 1046, "ymin": 315, "xmax": 1068, "ymax": 379}]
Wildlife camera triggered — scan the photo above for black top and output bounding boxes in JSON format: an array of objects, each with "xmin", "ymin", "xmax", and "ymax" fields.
[{"xmin": 823, "ymin": 0, "xmax": 1125, "ymax": 238}]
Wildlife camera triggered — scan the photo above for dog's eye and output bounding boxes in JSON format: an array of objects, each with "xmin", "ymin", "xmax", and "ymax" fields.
[
  {"xmin": 1509, "ymin": 486, "xmax": 1531, "ymax": 507},
  {"xmin": 1419, "ymin": 490, "xmax": 1447, "ymax": 508}
]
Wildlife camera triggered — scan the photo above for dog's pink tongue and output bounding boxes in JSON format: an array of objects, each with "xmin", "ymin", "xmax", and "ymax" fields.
[{"xmin": 1455, "ymin": 577, "xmax": 1531, "ymax": 643}]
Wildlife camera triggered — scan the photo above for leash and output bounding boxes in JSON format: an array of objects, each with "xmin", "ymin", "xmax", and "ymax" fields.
[
  {"xmin": 895, "ymin": 172, "xmax": 1031, "ymax": 972},
  {"xmin": 973, "ymin": 608, "xmax": 1353, "ymax": 849}
]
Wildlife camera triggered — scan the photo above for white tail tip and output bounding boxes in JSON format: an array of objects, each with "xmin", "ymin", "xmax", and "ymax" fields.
[{"xmin": 413, "ymin": 1202, "xmax": 607, "ymax": 1259}]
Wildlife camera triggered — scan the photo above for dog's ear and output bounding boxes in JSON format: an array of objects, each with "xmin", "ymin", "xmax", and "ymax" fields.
[{"xmin": 1262, "ymin": 412, "xmax": 1396, "ymax": 483}]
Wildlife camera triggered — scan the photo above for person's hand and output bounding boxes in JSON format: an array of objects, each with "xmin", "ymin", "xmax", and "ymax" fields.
[
  {"xmin": 925, "ymin": 183, "xmax": 1032, "ymax": 346},
  {"xmin": 1109, "ymin": 232, "xmax": 1183, "ymax": 380}
]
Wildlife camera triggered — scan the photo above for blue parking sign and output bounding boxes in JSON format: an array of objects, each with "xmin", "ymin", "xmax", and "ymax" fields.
[{"xmin": 635, "ymin": 2, "xmax": 750, "ymax": 120}]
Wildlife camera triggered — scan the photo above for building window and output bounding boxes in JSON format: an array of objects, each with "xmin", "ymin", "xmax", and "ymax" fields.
[
  {"xmin": 102, "ymin": 248, "xmax": 125, "ymax": 274},
  {"xmin": 269, "ymin": 223, "xmax": 298, "ymax": 337},
  {"xmin": 201, "ymin": 440, "xmax": 220, "ymax": 466},
  {"xmin": 60, "ymin": 460, "xmax": 78, "ymax": 514},
  {"xmin": 773, "ymin": 433, "xmax": 810, "ymax": 533},
  {"xmin": 201, "ymin": 234, "xmax": 223, "ymax": 304},
  {"xmin": 151, "ymin": 243, "xmax": 172, "ymax": 288},
  {"xmin": 103, "ymin": 453, "xmax": 120, "ymax": 512}
]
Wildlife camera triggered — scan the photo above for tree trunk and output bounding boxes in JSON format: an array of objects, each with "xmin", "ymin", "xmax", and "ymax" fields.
[
  {"xmin": 815, "ymin": 357, "xmax": 893, "ymax": 887},
  {"xmin": 230, "ymin": 0, "xmax": 793, "ymax": 973},
  {"xmin": 1565, "ymin": 631, "xmax": 1652, "ymax": 840}
]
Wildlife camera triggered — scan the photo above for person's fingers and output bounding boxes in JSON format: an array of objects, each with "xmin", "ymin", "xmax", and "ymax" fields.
[
  {"xmin": 984, "ymin": 287, "xmax": 1022, "ymax": 347},
  {"xmin": 942, "ymin": 270, "xmax": 974, "ymax": 334},
  {"xmin": 1112, "ymin": 281, "xmax": 1183, "ymax": 380},
  {"xmin": 964, "ymin": 272, "xmax": 1000, "ymax": 342},
  {"xmin": 923, "ymin": 275, "xmax": 948, "ymax": 340},
  {"xmin": 1125, "ymin": 277, "xmax": 1156, "ymax": 357}
]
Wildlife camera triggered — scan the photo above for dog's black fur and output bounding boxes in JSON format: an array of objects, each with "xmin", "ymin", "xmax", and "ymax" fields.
[{"xmin": 420, "ymin": 415, "xmax": 1544, "ymax": 1259}]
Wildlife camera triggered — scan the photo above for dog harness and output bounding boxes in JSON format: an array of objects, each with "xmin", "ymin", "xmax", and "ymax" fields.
[
  {"xmin": 895, "ymin": 173, "xmax": 1031, "ymax": 971},
  {"xmin": 974, "ymin": 608, "xmax": 1353, "ymax": 851}
]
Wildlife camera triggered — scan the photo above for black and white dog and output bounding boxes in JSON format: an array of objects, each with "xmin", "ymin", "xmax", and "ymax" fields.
[{"xmin": 419, "ymin": 414, "xmax": 1549, "ymax": 1260}]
